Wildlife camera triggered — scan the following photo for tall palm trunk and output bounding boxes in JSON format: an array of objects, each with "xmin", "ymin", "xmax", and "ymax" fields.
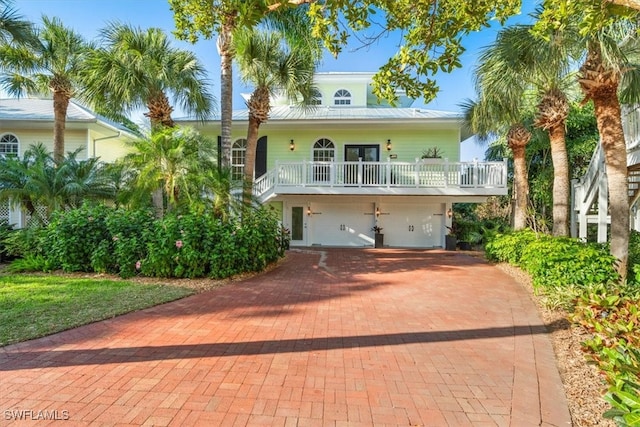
[
  {"xmin": 218, "ymin": 13, "xmax": 235, "ymax": 170},
  {"xmin": 508, "ymin": 124, "xmax": 531, "ymax": 230},
  {"xmin": 580, "ymin": 46, "xmax": 629, "ymax": 280},
  {"xmin": 52, "ymin": 89, "xmax": 70, "ymax": 164},
  {"xmin": 549, "ymin": 124, "xmax": 570, "ymax": 236},
  {"xmin": 536, "ymin": 89, "xmax": 570, "ymax": 236},
  {"xmin": 243, "ymin": 86, "xmax": 270, "ymax": 206},
  {"xmin": 243, "ymin": 116, "xmax": 259, "ymax": 206},
  {"xmin": 146, "ymin": 92, "xmax": 175, "ymax": 128}
]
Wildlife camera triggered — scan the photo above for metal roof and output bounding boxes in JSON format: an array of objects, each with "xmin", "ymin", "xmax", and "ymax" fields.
[
  {"xmin": 178, "ymin": 105, "xmax": 462, "ymax": 123},
  {"xmin": 0, "ymin": 98, "xmax": 135, "ymax": 135}
]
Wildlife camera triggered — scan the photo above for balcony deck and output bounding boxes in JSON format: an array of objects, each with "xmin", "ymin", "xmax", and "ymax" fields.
[{"xmin": 254, "ymin": 159, "xmax": 508, "ymax": 200}]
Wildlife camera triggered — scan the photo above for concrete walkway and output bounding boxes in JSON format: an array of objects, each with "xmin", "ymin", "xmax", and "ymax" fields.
[{"xmin": 0, "ymin": 249, "xmax": 571, "ymax": 426}]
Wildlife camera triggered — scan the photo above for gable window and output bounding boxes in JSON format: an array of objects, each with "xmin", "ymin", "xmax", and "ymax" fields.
[
  {"xmin": 333, "ymin": 89, "xmax": 351, "ymax": 105},
  {"xmin": 0, "ymin": 133, "xmax": 19, "ymax": 157},
  {"xmin": 313, "ymin": 138, "xmax": 335, "ymax": 182},
  {"xmin": 231, "ymin": 138, "xmax": 247, "ymax": 181}
]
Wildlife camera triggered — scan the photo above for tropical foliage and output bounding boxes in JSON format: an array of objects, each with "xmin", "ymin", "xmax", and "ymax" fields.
[
  {"xmin": 233, "ymin": 27, "xmax": 318, "ymax": 203},
  {"xmin": 0, "ymin": 144, "xmax": 114, "ymax": 224},
  {"xmin": 0, "ymin": 16, "xmax": 89, "ymax": 162},
  {"xmin": 81, "ymin": 23, "xmax": 214, "ymax": 128}
]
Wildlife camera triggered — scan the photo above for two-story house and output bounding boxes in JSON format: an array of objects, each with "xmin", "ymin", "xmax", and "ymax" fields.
[
  {"xmin": 0, "ymin": 98, "xmax": 136, "ymax": 227},
  {"xmin": 179, "ymin": 72, "xmax": 508, "ymax": 248}
]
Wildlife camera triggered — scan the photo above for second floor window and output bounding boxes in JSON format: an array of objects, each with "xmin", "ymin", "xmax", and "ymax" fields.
[
  {"xmin": 231, "ymin": 138, "xmax": 247, "ymax": 181},
  {"xmin": 333, "ymin": 89, "xmax": 351, "ymax": 105},
  {"xmin": 0, "ymin": 133, "xmax": 19, "ymax": 157}
]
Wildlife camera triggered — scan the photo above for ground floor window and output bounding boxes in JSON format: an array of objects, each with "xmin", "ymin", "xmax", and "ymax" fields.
[{"xmin": 231, "ymin": 138, "xmax": 247, "ymax": 181}]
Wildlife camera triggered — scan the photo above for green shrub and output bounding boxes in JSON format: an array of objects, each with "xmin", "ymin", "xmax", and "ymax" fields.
[
  {"xmin": 91, "ymin": 208, "xmax": 155, "ymax": 278},
  {"xmin": 46, "ymin": 203, "xmax": 111, "ymax": 272},
  {"xmin": 573, "ymin": 284, "xmax": 640, "ymax": 424},
  {"xmin": 628, "ymin": 230, "xmax": 640, "ymax": 284},
  {"xmin": 484, "ymin": 229, "xmax": 538, "ymax": 264},
  {"xmin": 5, "ymin": 254, "xmax": 53, "ymax": 273},
  {"xmin": 0, "ymin": 219, "xmax": 14, "ymax": 262},
  {"xmin": 519, "ymin": 236, "xmax": 619, "ymax": 290},
  {"xmin": 2, "ymin": 225, "xmax": 48, "ymax": 259}
]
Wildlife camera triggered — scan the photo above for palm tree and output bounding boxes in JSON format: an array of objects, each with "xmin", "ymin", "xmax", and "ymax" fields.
[
  {"xmin": 82, "ymin": 23, "xmax": 214, "ymax": 129},
  {"xmin": 577, "ymin": 21, "xmax": 640, "ymax": 279},
  {"xmin": 465, "ymin": 34, "xmax": 538, "ymax": 231},
  {"xmin": 462, "ymin": 97, "xmax": 533, "ymax": 230},
  {"xmin": 0, "ymin": 0, "xmax": 34, "ymax": 45},
  {"xmin": 0, "ymin": 143, "xmax": 115, "ymax": 223},
  {"xmin": 120, "ymin": 127, "xmax": 217, "ymax": 214},
  {"xmin": 479, "ymin": 21, "xmax": 580, "ymax": 236},
  {"xmin": 0, "ymin": 16, "xmax": 88, "ymax": 163},
  {"xmin": 233, "ymin": 28, "xmax": 318, "ymax": 205}
]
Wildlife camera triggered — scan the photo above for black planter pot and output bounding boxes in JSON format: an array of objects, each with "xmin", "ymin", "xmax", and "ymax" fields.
[
  {"xmin": 374, "ymin": 233, "xmax": 384, "ymax": 248},
  {"xmin": 445, "ymin": 235, "xmax": 457, "ymax": 251}
]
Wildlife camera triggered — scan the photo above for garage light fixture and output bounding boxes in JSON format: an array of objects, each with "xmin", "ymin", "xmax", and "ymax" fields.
[
  {"xmin": 290, "ymin": 139, "xmax": 295, "ymax": 151},
  {"xmin": 386, "ymin": 139, "xmax": 392, "ymax": 151}
]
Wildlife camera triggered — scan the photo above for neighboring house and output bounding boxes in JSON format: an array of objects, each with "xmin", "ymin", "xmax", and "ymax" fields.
[
  {"xmin": 0, "ymin": 98, "xmax": 136, "ymax": 227},
  {"xmin": 178, "ymin": 72, "xmax": 508, "ymax": 248},
  {"xmin": 571, "ymin": 106, "xmax": 640, "ymax": 241}
]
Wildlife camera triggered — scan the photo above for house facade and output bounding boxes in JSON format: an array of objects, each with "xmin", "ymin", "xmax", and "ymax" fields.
[
  {"xmin": 0, "ymin": 98, "xmax": 135, "ymax": 227},
  {"xmin": 179, "ymin": 72, "xmax": 508, "ymax": 248}
]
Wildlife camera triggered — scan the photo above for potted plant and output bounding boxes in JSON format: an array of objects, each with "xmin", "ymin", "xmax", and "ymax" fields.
[
  {"xmin": 372, "ymin": 225, "xmax": 384, "ymax": 248},
  {"xmin": 445, "ymin": 226, "xmax": 457, "ymax": 251}
]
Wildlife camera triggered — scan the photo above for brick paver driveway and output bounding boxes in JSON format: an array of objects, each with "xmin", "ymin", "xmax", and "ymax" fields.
[{"xmin": 0, "ymin": 248, "xmax": 571, "ymax": 426}]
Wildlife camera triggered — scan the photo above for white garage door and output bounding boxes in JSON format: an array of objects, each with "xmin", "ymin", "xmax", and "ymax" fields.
[
  {"xmin": 309, "ymin": 202, "xmax": 375, "ymax": 246},
  {"xmin": 380, "ymin": 203, "xmax": 443, "ymax": 248}
]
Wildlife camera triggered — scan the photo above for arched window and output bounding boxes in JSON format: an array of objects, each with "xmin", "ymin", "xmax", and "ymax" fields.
[
  {"xmin": 231, "ymin": 138, "xmax": 247, "ymax": 181},
  {"xmin": 311, "ymin": 89, "xmax": 322, "ymax": 106},
  {"xmin": 333, "ymin": 89, "xmax": 351, "ymax": 106},
  {"xmin": 312, "ymin": 138, "xmax": 335, "ymax": 182},
  {"xmin": 0, "ymin": 133, "xmax": 19, "ymax": 157}
]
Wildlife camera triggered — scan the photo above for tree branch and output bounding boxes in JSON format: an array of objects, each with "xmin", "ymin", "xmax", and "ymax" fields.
[{"xmin": 267, "ymin": 0, "xmax": 314, "ymax": 12}]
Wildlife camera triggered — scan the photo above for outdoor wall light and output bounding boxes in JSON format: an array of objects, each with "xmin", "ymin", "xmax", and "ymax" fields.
[
  {"xmin": 386, "ymin": 139, "xmax": 392, "ymax": 151},
  {"xmin": 376, "ymin": 207, "xmax": 380, "ymax": 218},
  {"xmin": 290, "ymin": 139, "xmax": 295, "ymax": 151},
  {"xmin": 307, "ymin": 206, "xmax": 312, "ymax": 216},
  {"xmin": 447, "ymin": 208, "xmax": 453, "ymax": 219}
]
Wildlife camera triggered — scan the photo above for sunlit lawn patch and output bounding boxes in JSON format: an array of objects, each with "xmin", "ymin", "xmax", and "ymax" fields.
[{"xmin": 0, "ymin": 274, "xmax": 194, "ymax": 346}]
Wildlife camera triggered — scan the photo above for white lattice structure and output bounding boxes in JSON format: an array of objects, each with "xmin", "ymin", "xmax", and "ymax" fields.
[{"xmin": 571, "ymin": 106, "xmax": 640, "ymax": 241}]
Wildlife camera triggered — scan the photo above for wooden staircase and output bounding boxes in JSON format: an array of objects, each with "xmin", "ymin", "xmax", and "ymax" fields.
[{"xmin": 571, "ymin": 105, "xmax": 640, "ymax": 241}]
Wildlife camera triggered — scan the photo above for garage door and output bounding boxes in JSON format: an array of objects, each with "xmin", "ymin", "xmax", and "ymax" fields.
[
  {"xmin": 309, "ymin": 202, "xmax": 374, "ymax": 246},
  {"xmin": 380, "ymin": 203, "xmax": 443, "ymax": 248}
]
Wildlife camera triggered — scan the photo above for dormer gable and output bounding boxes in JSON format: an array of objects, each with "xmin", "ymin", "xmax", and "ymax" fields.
[{"xmin": 257, "ymin": 72, "xmax": 415, "ymax": 108}]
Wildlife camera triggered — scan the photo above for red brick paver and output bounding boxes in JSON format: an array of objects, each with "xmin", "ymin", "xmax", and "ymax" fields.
[{"xmin": 0, "ymin": 249, "xmax": 571, "ymax": 426}]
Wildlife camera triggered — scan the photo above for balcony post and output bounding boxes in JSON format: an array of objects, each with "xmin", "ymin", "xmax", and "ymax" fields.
[
  {"xmin": 358, "ymin": 158, "xmax": 363, "ymax": 187},
  {"xmin": 473, "ymin": 158, "xmax": 479, "ymax": 187},
  {"xmin": 444, "ymin": 158, "xmax": 449, "ymax": 188},
  {"xmin": 386, "ymin": 158, "xmax": 391, "ymax": 188},
  {"xmin": 302, "ymin": 159, "xmax": 307, "ymax": 187},
  {"xmin": 415, "ymin": 158, "xmax": 420, "ymax": 188}
]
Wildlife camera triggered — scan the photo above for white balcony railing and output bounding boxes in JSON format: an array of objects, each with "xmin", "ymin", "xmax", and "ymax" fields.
[{"xmin": 254, "ymin": 158, "xmax": 508, "ymax": 199}]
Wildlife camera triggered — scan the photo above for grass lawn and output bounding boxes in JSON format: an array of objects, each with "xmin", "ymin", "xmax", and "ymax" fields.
[{"xmin": 0, "ymin": 274, "xmax": 194, "ymax": 347}]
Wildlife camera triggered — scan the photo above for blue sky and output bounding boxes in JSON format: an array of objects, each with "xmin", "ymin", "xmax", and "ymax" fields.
[{"xmin": 14, "ymin": 0, "xmax": 538, "ymax": 158}]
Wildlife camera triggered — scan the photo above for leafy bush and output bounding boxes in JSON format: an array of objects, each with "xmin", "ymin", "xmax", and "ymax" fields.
[
  {"xmin": 91, "ymin": 208, "xmax": 155, "ymax": 278},
  {"xmin": 2, "ymin": 225, "xmax": 48, "ymax": 259},
  {"xmin": 0, "ymin": 219, "xmax": 14, "ymax": 262},
  {"xmin": 519, "ymin": 236, "xmax": 619, "ymax": 290},
  {"xmin": 572, "ymin": 284, "xmax": 640, "ymax": 424},
  {"xmin": 46, "ymin": 203, "xmax": 111, "ymax": 272},
  {"xmin": 484, "ymin": 229, "xmax": 538, "ymax": 264}
]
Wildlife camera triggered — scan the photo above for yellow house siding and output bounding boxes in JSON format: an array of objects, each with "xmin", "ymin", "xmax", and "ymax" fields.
[
  {"xmin": 6, "ymin": 129, "xmax": 88, "ymax": 158},
  {"xmin": 89, "ymin": 129, "xmax": 132, "ymax": 162}
]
